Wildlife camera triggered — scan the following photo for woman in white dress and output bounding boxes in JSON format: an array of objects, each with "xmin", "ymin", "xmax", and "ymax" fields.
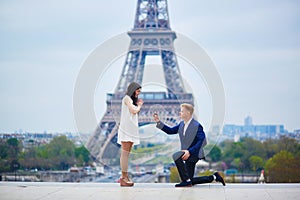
[{"xmin": 117, "ymin": 82, "xmax": 143, "ymax": 187}]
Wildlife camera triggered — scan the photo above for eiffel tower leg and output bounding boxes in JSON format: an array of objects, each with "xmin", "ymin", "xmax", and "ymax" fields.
[
  {"xmin": 161, "ymin": 50, "xmax": 185, "ymax": 94},
  {"xmin": 96, "ymin": 125, "xmax": 118, "ymax": 160},
  {"xmin": 116, "ymin": 50, "xmax": 146, "ymax": 93}
]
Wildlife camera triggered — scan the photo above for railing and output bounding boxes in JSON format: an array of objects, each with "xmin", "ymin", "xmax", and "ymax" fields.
[{"xmin": 106, "ymin": 92, "xmax": 193, "ymax": 102}]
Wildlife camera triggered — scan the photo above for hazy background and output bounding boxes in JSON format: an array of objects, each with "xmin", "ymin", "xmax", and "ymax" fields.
[{"xmin": 1, "ymin": 0, "xmax": 299, "ymax": 133}]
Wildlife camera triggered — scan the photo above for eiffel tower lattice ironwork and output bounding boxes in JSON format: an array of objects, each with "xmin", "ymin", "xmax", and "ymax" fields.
[{"xmin": 87, "ymin": 0, "xmax": 194, "ymax": 165}]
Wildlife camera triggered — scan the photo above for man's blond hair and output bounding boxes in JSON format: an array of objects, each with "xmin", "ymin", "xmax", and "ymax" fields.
[{"xmin": 181, "ymin": 103, "xmax": 194, "ymax": 115}]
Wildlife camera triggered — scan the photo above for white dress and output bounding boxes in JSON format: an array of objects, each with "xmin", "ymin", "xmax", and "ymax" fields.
[{"xmin": 117, "ymin": 95, "xmax": 140, "ymax": 145}]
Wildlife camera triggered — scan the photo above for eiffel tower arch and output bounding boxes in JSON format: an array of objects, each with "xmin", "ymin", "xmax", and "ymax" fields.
[{"xmin": 86, "ymin": 0, "xmax": 194, "ymax": 165}]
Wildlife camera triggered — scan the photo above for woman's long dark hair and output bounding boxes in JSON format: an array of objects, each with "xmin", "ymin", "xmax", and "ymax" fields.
[
  {"xmin": 130, "ymin": 88, "xmax": 140, "ymax": 106},
  {"xmin": 126, "ymin": 82, "xmax": 141, "ymax": 106}
]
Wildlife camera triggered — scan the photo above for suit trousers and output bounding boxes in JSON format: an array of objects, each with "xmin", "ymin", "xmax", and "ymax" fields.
[{"xmin": 172, "ymin": 151, "xmax": 214, "ymax": 185}]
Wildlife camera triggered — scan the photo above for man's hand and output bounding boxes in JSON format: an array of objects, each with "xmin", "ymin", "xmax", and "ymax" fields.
[
  {"xmin": 153, "ymin": 113, "xmax": 160, "ymax": 123},
  {"xmin": 181, "ymin": 150, "xmax": 190, "ymax": 160}
]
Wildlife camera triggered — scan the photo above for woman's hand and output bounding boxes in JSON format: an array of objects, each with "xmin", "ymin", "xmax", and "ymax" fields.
[
  {"xmin": 137, "ymin": 98, "xmax": 144, "ymax": 106},
  {"xmin": 153, "ymin": 113, "xmax": 160, "ymax": 123}
]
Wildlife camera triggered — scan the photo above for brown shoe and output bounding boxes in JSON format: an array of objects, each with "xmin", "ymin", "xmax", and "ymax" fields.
[{"xmin": 120, "ymin": 177, "xmax": 134, "ymax": 187}]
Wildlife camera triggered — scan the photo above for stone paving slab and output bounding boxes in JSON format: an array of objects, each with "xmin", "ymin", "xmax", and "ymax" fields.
[{"xmin": 1, "ymin": 182, "xmax": 300, "ymax": 200}]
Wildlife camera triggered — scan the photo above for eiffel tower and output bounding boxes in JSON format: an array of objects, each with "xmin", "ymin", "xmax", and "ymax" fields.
[{"xmin": 87, "ymin": 0, "xmax": 194, "ymax": 165}]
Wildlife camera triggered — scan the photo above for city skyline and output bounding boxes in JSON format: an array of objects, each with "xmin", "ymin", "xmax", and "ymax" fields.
[
  {"xmin": 1, "ymin": 0, "xmax": 299, "ymax": 133},
  {"xmin": 1, "ymin": 115, "xmax": 293, "ymax": 135}
]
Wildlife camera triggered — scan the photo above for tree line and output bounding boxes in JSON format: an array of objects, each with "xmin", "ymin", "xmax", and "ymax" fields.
[
  {"xmin": 0, "ymin": 135, "xmax": 90, "ymax": 172},
  {"xmin": 206, "ymin": 136, "xmax": 300, "ymax": 182}
]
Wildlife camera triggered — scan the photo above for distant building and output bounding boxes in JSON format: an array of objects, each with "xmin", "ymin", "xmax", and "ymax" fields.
[
  {"xmin": 289, "ymin": 129, "xmax": 300, "ymax": 142},
  {"xmin": 244, "ymin": 116, "xmax": 253, "ymax": 126},
  {"xmin": 222, "ymin": 116, "xmax": 286, "ymax": 141},
  {"xmin": 0, "ymin": 132, "xmax": 82, "ymax": 148}
]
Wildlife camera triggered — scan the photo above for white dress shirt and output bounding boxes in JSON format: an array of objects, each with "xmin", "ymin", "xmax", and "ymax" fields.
[{"xmin": 183, "ymin": 118, "xmax": 193, "ymax": 136}]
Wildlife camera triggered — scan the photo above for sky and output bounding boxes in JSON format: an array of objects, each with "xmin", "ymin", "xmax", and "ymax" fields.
[{"xmin": 0, "ymin": 0, "xmax": 300, "ymax": 133}]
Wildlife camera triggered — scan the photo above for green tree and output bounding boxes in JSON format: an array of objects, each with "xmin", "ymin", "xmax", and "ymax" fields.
[
  {"xmin": 6, "ymin": 138, "xmax": 21, "ymax": 159},
  {"xmin": 19, "ymin": 147, "xmax": 38, "ymax": 169},
  {"xmin": 0, "ymin": 138, "xmax": 22, "ymax": 172},
  {"xmin": 249, "ymin": 155, "xmax": 263, "ymax": 171},
  {"xmin": 264, "ymin": 136, "xmax": 300, "ymax": 158},
  {"xmin": 0, "ymin": 140, "xmax": 8, "ymax": 159},
  {"xmin": 263, "ymin": 138, "xmax": 279, "ymax": 158},
  {"xmin": 46, "ymin": 136, "xmax": 76, "ymax": 170},
  {"xmin": 265, "ymin": 150, "xmax": 300, "ymax": 183},
  {"xmin": 0, "ymin": 140, "xmax": 9, "ymax": 172},
  {"xmin": 277, "ymin": 136, "xmax": 300, "ymax": 155},
  {"xmin": 240, "ymin": 138, "xmax": 266, "ymax": 170},
  {"xmin": 221, "ymin": 140, "xmax": 245, "ymax": 169},
  {"xmin": 19, "ymin": 144, "xmax": 52, "ymax": 170},
  {"xmin": 231, "ymin": 158, "xmax": 243, "ymax": 171},
  {"xmin": 207, "ymin": 145, "xmax": 222, "ymax": 162},
  {"xmin": 75, "ymin": 145, "xmax": 90, "ymax": 165}
]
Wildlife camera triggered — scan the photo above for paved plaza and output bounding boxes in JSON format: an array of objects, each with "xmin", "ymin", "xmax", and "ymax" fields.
[{"xmin": 1, "ymin": 182, "xmax": 300, "ymax": 200}]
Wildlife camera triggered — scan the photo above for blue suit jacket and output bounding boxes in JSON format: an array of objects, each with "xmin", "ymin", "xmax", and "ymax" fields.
[{"xmin": 156, "ymin": 119, "xmax": 207, "ymax": 159}]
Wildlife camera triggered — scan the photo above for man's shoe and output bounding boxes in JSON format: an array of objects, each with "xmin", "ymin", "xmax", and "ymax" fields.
[
  {"xmin": 175, "ymin": 181, "xmax": 192, "ymax": 187},
  {"xmin": 214, "ymin": 172, "xmax": 226, "ymax": 186}
]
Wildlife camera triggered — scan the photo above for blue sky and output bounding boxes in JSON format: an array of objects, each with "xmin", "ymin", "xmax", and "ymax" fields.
[{"xmin": 1, "ymin": 0, "xmax": 300, "ymax": 133}]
